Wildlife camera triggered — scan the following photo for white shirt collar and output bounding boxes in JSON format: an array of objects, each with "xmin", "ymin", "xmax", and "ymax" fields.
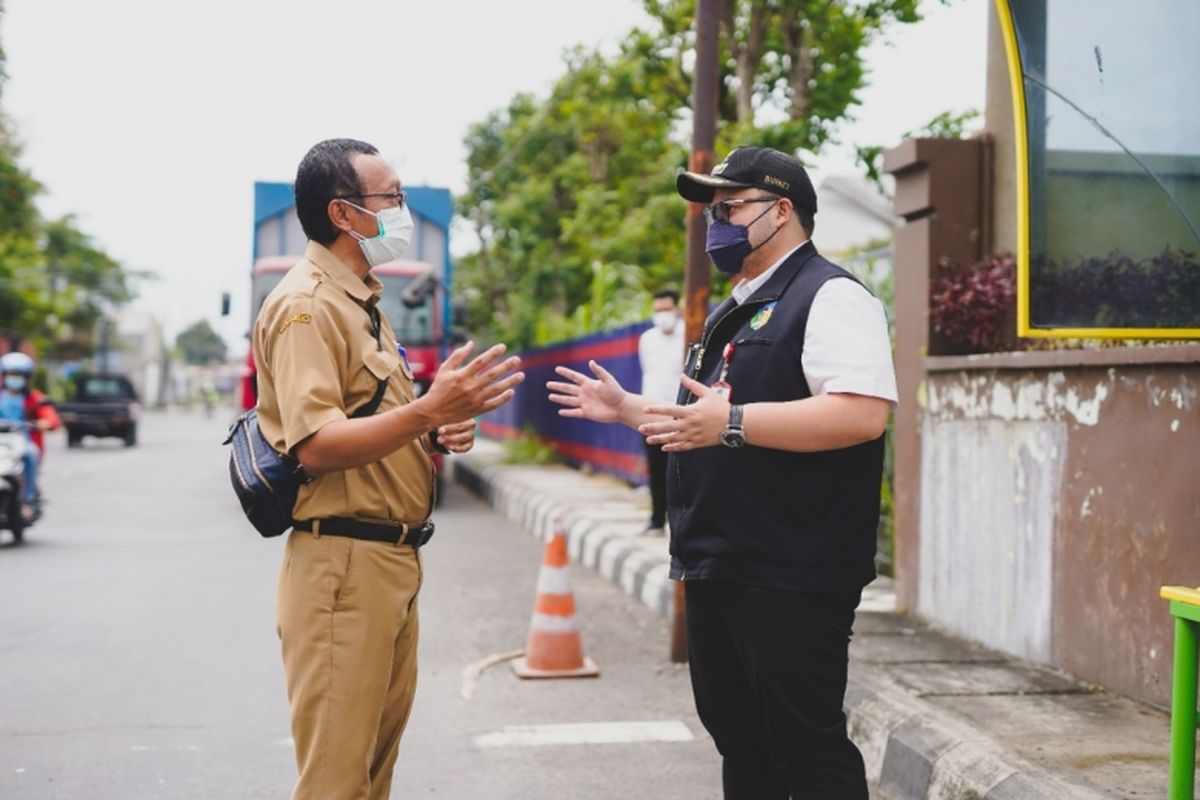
[{"xmin": 731, "ymin": 241, "xmax": 806, "ymax": 305}]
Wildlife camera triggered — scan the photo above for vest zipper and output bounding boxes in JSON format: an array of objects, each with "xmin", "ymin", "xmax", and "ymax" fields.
[{"xmin": 675, "ymin": 299, "xmax": 774, "ymax": 497}]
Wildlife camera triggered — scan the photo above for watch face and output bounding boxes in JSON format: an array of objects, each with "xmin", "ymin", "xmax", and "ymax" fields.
[{"xmin": 720, "ymin": 429, "xmax": 745, "ymax": 448}]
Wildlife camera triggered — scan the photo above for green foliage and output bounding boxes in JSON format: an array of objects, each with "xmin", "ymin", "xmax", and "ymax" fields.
[
  {"xmin": 1031, "ymin": 248, "xmax": 1200, "ymax": 330},
  {"xmin": 458, "ymin": 37, "xmax": 689, "ymax": 349},
  {"xmin": 40, "ymin": 216, "xmax": 146, "ymax": 360},
  {"xmin": 876, "ymin": 418, "xmax": 895, "ymax": 576},
  {"xmin": 176, "ymin": 319, "xmax": 228, "ymax": 365},
  {"xmin": 458, "ymin": 1, "xmax": 929, "ymax": 350},
  {"xmin": 646, "ymin": 0, "xmax": 924, "ymax": 154},
  {"xmin": 533, "ymin": 260, "xmax": 654, "ymax": 346},
  {"xmin": 0, "ymin": 116, "xmax": 141, "ymax": 361},
  {"xmin": 500, "ymin": 426, "xmax": 561, "ymax": 465}
]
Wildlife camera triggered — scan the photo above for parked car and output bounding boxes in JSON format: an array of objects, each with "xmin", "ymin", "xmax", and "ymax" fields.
[{"xmin": 58, "ymin": 373, "xmax": 141, "ymax": 448}]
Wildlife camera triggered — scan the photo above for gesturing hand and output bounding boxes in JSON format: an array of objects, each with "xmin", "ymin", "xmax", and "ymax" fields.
[
  {"xmin": 546, "ymin": 360, "xmax": 628, "ymax": 424},
  {"xmin": 435, "ymin": 419, "xmax": 476, "ymax": 454},
  {"xmin": 422, "ymin": 342, "xmax": 524, "ymax": 427},
  {"xmin": 638, "ymin": 375, "xmax": 729, "ymax": 452}
]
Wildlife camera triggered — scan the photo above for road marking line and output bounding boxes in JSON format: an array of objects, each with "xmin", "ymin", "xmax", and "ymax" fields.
[
  {"xmin": 129, "ymin": 744, "xmax": 200, "ymax": 752},
  {"xmin": 474, "ymin": 720, "xmax": 694, "ymax": 747},
  {"xmin": 461, "ymin": 649, "xmax": 524, "ymax": 702}
]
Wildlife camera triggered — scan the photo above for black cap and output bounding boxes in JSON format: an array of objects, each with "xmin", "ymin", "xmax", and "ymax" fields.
[{"xmin": 676, "ymin": 146, "xmax": 817, "ymax": 216}]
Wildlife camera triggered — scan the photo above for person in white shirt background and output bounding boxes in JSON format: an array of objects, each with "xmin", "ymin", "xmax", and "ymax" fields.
[{"xmin": 636, "ymin": 288, "xmax": 685, "ymax": 536}]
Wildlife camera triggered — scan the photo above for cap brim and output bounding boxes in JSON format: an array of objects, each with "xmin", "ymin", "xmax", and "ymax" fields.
[{"xmin": 676, "ymin": 171, "xmax": 754, "ymax": 203}]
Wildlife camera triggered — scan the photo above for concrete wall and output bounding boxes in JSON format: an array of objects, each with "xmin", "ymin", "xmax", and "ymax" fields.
[
  {"xmin": 884, "ymin": 1, "xmax": 1200, "ymax": 711},
  {"xmin": 915, "ymin": 349, "xmax": 1200, "ymax": 707}
]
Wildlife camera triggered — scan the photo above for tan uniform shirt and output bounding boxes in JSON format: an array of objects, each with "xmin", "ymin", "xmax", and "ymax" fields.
[{"xmin": 254, "ymin": 241, "xmax": 434, "ymax": 525}]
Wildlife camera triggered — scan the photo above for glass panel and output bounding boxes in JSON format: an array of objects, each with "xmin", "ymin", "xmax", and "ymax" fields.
[
  {"xmin": 256, "ymin": 217, "xmax": 282, "ymax": 260},
  {"xmin": 81, "ymin": 377, "xmax": 134, "ymax": 399},
  {"xmin": 377, "ymin": 275, "xmax": 435, "ymax": 346},
  {"xmin": 251, "ymin": 271, "xmax": 286, "ymax": 319},
  {"xmin": 1012, "ymin": 0, "xmax": 1200, "ymax": 330},
  {"xmin": 283, "ymin": 214, "xmax": 307, "ymax": 256}
]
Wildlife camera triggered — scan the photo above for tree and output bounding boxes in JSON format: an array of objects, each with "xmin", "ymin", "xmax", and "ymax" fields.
[
  {"xmin": 459, "ymin": 36, "xmax": 691, "ymax": 348},
  {"xmin": 0, "ymin": 93, "xmax": 44, "ymax": 343},
  {"xmin": 41, "ymin": 216, "xmax": 146, "ymax": 359},
  {"xmin": 642, "ymin": 0, "xmax": 925, "ymax": 153},
  {"xmin": 175, "ymin": 319, "xmax": 227, "ymax": 365},
  {"xmin": 457, "ymin": 0, "xmax": 931, "ymax": 349},
  {"xmin": 0, "ymin": 2, "xmax": 143, "ymax": 359}
]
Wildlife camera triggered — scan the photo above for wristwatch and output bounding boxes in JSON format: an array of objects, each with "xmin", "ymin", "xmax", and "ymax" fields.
[{"xmin": 719, "ymin": 404, "xmax": 746, "ymax": 448}]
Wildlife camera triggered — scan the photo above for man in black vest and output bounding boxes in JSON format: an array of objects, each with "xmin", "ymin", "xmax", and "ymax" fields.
[{"xmin": 547, "ymin": 146, "xmax": 896, "ymax": 799}]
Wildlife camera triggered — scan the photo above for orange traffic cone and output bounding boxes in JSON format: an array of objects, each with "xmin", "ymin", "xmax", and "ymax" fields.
[{"xmin": 512, "ymin": 520, "xmax": 600, "ymax": 679}]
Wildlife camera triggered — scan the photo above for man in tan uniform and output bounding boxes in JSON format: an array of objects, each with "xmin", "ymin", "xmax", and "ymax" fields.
[{"xmin": 254, "ymin": 138, "xmax": 523, "ymax": 800}]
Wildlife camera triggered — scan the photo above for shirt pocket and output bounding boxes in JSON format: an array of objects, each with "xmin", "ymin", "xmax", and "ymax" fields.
[{"xmin": 358, "ymin": 347, "xmax": 404, "ymax": 412}]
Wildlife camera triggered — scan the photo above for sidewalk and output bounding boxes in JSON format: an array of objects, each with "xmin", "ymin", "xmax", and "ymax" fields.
[{"xmin": 453, "ymin": 440, "xmax": 1176, "ymax": 799}]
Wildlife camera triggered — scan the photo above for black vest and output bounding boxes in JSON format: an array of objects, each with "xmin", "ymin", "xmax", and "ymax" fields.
[{"xmin": 667, "ymin": 242, "xmax": 884, "ymax": 592}]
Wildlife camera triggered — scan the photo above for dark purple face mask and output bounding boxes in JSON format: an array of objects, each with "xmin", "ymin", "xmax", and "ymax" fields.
[{"xmin": 704, "ymin": 200, "xmax": 780, "ymax": 275}]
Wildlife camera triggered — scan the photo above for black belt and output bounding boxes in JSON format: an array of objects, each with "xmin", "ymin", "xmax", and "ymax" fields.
[{"xmin": 293, "ymin": 518, "xmax": 435, "ymax": 547}]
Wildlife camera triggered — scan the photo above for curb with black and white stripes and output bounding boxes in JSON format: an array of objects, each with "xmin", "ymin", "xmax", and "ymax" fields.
[{"xmin": 847, "ymin": 668, "xmax": 1108, "ymax": 799}]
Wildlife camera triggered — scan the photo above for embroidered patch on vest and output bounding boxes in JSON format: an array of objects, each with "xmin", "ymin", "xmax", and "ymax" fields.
[{"xmin": 749, "ymin": 302, "xmax": 776, "ymax": 331}]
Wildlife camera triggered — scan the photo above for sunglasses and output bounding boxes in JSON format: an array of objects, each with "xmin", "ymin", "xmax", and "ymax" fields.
[{"xmin": 703, "ymin": 196, "xmax": 779, "ymax": 224}]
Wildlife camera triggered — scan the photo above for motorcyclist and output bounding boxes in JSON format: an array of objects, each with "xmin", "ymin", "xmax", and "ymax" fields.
[{"xmin": 0, "ymin": 352, "xmax": 60, "ymax": 521}]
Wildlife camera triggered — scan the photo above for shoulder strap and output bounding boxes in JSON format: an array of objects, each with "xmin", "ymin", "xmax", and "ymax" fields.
[{"xmin": 350, "ymin": 305, "xmax": 388, "ymax": 419}]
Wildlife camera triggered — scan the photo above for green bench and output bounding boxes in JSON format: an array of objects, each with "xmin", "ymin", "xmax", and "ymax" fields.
[{"xmin": 1163, "ymin": 585, "xmax": 1200, "ymax": 799}]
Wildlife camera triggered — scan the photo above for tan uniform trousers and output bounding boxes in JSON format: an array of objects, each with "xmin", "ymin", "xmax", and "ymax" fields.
[{"xmin": 277, "ymin": 530, "xmax": 422, "ymax": 800}]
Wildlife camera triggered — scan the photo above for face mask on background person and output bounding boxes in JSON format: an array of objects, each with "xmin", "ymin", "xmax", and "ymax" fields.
[
  {"xmin": 652, "ymin": 311, "xmax": 678, "ymax": 333},
  {"xmin": 343, "ymin": 201, "xmax": 415, "ymax": 267},
  {"xmin": 704, "ymin": 200, "xmax": 781, "ymax": 275},
  {"xmin": 3, "ymin": 375, "xmax": 27, "ymax": 392}
]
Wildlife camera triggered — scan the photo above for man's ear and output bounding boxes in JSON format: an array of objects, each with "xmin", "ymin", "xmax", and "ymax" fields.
[
  {"xmin": 777, "ymin": 197, "xmax": 798, "ymax": 228},
  {"xmin": 327, "ymin": 198, "xmax": 354, "ymax": 236}
]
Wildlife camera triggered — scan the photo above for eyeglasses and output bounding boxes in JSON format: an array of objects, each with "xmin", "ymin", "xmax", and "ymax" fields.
[
  {"xmin": 703, "ymin": 196, "xmax": 779, "ymax": 224},
  {"xmin": 335, "ymin": 190, "xmax": 407, "ymax": 210}
]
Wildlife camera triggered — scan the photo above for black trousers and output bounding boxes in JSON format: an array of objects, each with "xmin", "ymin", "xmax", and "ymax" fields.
[
  {"xmin": 644, "ymin": 441, "xmax": 668, "ymax": 528},
  {"xmin": 685, "ymin": 580, "xmax": 867, "ymax": 800}
]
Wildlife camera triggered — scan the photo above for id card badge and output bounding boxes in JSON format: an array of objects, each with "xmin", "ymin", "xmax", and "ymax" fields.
[{"xmin": 710, "ymin": 342, "xmax": 735, "ymax": 400}]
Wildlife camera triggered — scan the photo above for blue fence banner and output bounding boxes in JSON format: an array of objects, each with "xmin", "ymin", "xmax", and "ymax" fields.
[{"xmin": 480, "ymin": 321, "xmax": 652, "ymax": 485}]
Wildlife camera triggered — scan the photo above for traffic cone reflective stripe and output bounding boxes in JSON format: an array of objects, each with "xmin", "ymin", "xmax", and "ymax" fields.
[
  {"xmin": 513, "ymin": 522, "xmax": 599, "ymax": 679},
  {"xmin": 535, "ymin": 592, "xmax": 577, "ymax": 618}
]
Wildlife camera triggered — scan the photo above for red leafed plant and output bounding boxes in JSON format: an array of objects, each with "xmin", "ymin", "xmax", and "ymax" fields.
[{"xmin": 930, "ymin": 253, "xmax": 1017, "ymax": 353}]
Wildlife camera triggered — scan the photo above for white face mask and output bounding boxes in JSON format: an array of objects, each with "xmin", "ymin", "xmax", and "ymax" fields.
[
  {"xmin": 4, "ymin": 375, "xmax": 27, "ymax": 392},
  {"xmin": 652, "ymin": 310, "xmax": 678, "ymax": 333},
  {"xmin": 344, "ymin": 201, "xmax": 414, "ymax": 267}
]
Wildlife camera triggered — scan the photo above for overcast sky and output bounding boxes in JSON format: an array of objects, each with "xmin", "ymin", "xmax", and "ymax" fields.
[{"xmin": 4, "ymin": 0, "xmax": 986, "ymax": 353}]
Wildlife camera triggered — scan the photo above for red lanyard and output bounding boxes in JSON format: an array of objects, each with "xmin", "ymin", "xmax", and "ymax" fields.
[{"xmin": 711, "ymin": 342, "xmax": 735, "ymax": 400}]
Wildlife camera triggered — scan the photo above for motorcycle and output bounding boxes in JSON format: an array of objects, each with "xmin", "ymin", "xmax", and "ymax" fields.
[{"xmin": 0, "ymin": 420, "xmax": 41, "ymax": 544}]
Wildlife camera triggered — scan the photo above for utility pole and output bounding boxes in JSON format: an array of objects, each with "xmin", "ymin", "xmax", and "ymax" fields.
[{"xmin": 672, "ymin": 0, "xmax": 720, "ymax": 664}]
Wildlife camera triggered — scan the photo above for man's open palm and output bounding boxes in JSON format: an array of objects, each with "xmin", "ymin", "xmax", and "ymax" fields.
[{"xmin": 546, "ymin": 360, "xmax": 627, "ymax": 424}]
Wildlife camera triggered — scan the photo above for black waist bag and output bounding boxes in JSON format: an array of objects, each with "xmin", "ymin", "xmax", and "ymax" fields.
[
  {"xmin": 224, "ymin": 408, "xmax": 309, "ymax": 538},
  {"xmin": 225, "ymin": 306, "xmax": 387, "ymax": 538}
]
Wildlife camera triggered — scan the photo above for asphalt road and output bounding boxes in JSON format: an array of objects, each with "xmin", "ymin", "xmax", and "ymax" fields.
[{"xmin": 0, "ymin": 408, "xmax": 720, "ymax": 800}]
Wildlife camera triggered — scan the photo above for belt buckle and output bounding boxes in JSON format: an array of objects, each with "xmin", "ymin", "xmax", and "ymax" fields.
[{"xmin": 412, "ymin": 522, "xmax": 435, "ymax": 548}]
